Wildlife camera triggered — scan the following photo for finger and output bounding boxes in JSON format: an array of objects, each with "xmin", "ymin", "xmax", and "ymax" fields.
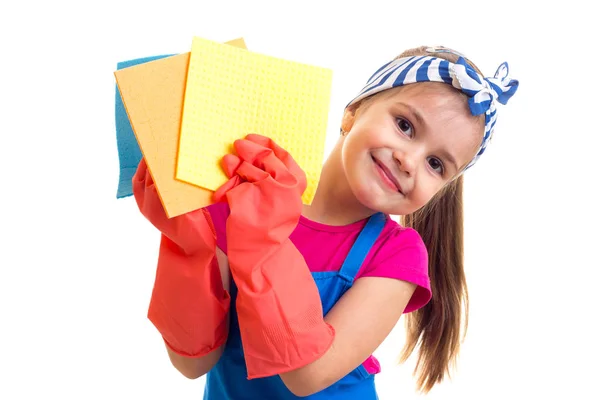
[
  {"xmin": 145, "ymin": 166, "xmax": 154, "ymax": 188},
  {"xmin": 233, "ymin": 140, "xmax": 292, "ymax": 182},
  {"xmin": 213, "ymin": 175, "xmax": 242, "ymax": 203},
  {"xmin": 132, "ymin": 159, "xmax": 155, "ymax": 211},
  {"xmin": 271, "ymin": 146, "xmax": 305, "ymax": 188},
  {"xmin": 238, "ymin": 136, "xmax": 305, "ymax": 189},
  {"xmin": 259, "ymin": 151, "xmax": 296, "ymax": 184},
  {"xmin": 234, "ymin": 138, "xmax": 272, "ymax": 166},
  {"xmin": 244, "ymin": 133, "xmax": 272, "ymax": 148},
  {"xmin": 245, "ymin": 134, "xmax": 304, "ymax": 182},
  {"xmin": 139, "ymin": 158, "xmax": 156, "ymax": 189},
  {"xmin": 222, "ymin": 154, "xmax": 242, "ymax": 178},
  {"xmin": 245, "ymin": 134, "xmax": 289, "ymax": 161},
  {"xmin": 133, "ymin": 158, "xmax": 147, "ymax": 182},
  {"xmin": 235, "ymin": 160, "xmax": 270, "ymax": 183}
]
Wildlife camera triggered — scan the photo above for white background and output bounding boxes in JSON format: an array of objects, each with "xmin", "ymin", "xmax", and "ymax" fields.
[{"xmin": 1, "ymin": 0, "xmax": 598, "ymax": 398}]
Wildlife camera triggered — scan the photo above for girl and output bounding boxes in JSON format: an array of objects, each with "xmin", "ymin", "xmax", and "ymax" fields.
[{"xmin": 133, "ymin": 45, "xmax": 519, "ymax": 399}]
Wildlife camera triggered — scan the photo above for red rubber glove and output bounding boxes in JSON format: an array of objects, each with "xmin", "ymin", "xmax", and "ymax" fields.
[
  {"xmin": 133, "ymin": 158, "xmax": 230, "ymax": 357},
  {"xmin": 214, "ymin": 134, "xmax": 335, "ymax": 379}
]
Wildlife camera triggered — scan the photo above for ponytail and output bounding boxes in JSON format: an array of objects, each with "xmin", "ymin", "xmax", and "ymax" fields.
[{"xmin": 399, "ymin": 175, "xmax": 469, "ymax": 393}]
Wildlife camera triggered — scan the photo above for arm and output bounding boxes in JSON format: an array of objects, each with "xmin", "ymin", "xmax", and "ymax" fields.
[
  {"xmin": 164, "ymin": 248, "xmax": 231, "ymax": 379},
  {"xmin": 134, "ymin": 159, "xmax": 234, "ymax": 371},
  {"xmin": 279, "ymin": 277, "xmax": 417, "ymax": 397},
  {"xmin": 166, "ymin": 343, "xmax": 224, "ymax": 380}
]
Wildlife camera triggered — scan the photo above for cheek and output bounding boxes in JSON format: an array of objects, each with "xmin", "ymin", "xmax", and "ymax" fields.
[
  {"xmin": 411, "ymin": 180, "xmax": 444, "ymax": 210},
  {"xmin": 341, "ymin": 140, "xmax": 375, "ymax": 198},
  {"xmin": 341, "ymin": 135, "xmax": 364, "ymax": 175}
]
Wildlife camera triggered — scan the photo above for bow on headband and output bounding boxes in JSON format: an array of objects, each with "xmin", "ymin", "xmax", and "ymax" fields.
[{"xmin": 347, "ymin": 51, "xmax": 519, "ymax": 170}]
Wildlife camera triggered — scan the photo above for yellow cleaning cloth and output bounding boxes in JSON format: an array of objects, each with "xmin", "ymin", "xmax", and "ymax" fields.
[
  {"xmin": 114, "ymin": 38, "xmax": 247, "ymax": 218},
  {"xmin": 176, "ymin": 37, "xmax": 333, "ymax": 204}
]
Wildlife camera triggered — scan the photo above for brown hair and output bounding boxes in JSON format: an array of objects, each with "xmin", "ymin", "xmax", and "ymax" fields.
[
  {"xmin": 399, "ymin": 176, "xmax": 467, "ymax": 393},
  {"xmin": 395, "ymin": 46, "xmax": 484, "ymax": 393}
]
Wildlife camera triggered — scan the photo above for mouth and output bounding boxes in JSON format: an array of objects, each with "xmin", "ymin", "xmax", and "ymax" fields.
[{"xmin": 372, "ymin": 155, "xmax": 404, "ymax": 194}]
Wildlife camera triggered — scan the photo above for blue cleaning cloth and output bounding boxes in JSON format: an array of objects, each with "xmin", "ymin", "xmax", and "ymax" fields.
[{"xmin": 115, "ymin": 54, "xmax": 176, "ymax": 198}]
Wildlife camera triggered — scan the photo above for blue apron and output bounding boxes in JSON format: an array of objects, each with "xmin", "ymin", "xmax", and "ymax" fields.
[{"xmin": 204, "ymin": 212, "xmax": 386, "ymax": 399}]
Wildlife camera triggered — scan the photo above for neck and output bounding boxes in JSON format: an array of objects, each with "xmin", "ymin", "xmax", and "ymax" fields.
[{"xmin": 302, "ymin": 140, "xmax": 377, "ymax": 226}]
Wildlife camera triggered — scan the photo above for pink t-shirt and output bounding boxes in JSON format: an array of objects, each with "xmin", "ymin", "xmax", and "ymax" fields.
[{"xmin": 206, "ymin": 201, "xmax": 431, "ymax": 374}]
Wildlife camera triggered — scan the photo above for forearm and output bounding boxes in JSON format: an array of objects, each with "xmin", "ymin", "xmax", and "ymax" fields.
[
  {"xmin": 158, "ymin": 248, "xmax": 231, "ymax": 379},
  {"xmin": 133, "ymin": 159, "xmax": 232, "ymax": 375},
  {"xmin": 230, "ymin": 239, "xmax": 334, "ymax": 379},
  {"xmin": 165, "ymin": 341, "xmax": 225, "ymax": 379},
  {"xmin": 149, "ymin": 236, "xmax": 231, "ymax": 358},
  {"xmin": 280, "ymin": 277, "xmax": 417, "ymax": 396}
]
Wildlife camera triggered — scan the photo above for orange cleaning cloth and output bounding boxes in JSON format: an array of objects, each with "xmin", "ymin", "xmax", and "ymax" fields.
[{"xmin": 114, "ymin": 38, "xmax": 247, "ymax": 218}]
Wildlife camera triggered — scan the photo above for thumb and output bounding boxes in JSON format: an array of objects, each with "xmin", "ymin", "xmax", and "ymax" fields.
[
  {"xmin": 213, "ymin": 175, "xmax": 242, "ymax": 203},
  {"xmin": 222, "ymin": 154, "xmax": 242, "ymax": 178}
]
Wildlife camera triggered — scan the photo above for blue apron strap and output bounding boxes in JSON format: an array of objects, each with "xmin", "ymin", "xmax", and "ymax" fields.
[{"xmin": 339, "ymin": 212, "xmax": 387, "ymax": 282}]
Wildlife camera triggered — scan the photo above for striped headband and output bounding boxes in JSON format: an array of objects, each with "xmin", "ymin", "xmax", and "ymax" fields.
[{"xmin": 347, "ymin": 48, "xmax": 519, "ymax": 170}]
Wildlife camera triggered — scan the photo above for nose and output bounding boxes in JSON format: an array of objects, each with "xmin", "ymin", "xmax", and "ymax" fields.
[{"xmin": 392, "ymin": 148, "xmax": 419, "ymax": 177}]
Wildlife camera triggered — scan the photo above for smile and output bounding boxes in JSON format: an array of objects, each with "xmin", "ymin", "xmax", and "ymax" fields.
[{"xmin": 372, "ymin": 156, "xmax": 403, "ymax": 194}]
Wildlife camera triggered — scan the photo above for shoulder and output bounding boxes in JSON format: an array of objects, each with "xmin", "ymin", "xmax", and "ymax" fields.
[
  {"xmin": 360, "ymin": 217, "xmax": 431, "ymax": 313},
  {"xmin": 368, "ymin": 217, "xmax": 428, "ymax": 268}
]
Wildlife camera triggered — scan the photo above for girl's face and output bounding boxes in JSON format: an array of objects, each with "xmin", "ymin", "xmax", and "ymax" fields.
[{"xmin": 340, "ymin": 82, "xmax": 484, "ymax": 216}]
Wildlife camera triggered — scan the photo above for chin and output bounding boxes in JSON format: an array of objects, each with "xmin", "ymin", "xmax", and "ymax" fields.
[
  {"xmin": 349, "ymin": 180, "xmax": 394, "ymax": 214},
  {"xmin": 376, "ymin": 203, "xmax": 414, "ymax": 217},
  {"xmin": 351, "ymin": 181, "xmax": 419, "ymax": 217}
]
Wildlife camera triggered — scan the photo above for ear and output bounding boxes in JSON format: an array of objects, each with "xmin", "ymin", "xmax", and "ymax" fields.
[{"xmin": 340, "ymin": 103, "xmax": 359, "ymax": 135}]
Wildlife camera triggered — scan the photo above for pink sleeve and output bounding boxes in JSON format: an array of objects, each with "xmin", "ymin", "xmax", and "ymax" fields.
[
  {"xmin": 205, "ymin": 202, "xmax": 230, "ymax": 253},
  {"xmin": 360, "ymin": 227, "xmax": 431, "ymax": 313}
]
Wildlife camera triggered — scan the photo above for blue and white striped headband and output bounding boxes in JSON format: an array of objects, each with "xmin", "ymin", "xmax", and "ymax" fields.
[{"xmin": 347, "ymin": 48, "xmax": 519, "ymax": 170}]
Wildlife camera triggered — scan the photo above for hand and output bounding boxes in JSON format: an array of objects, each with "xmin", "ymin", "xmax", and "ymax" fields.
[
  {"xmin": 212, "ymin": 135, "xmax": 333, "ymax": 378},
  {"xmin": 133, "ymin": 159, "xmax": 231, "ymax": 357},
  {"xmin": 214, "ymin": 134, "xmax": 307, "ymax": 245},
  {"xmin": 132, "ymin": 158, "xmax": 215, "ymax": 255}
]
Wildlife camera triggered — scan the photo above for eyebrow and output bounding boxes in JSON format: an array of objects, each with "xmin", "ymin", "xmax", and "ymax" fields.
[
  {"xmin": 395, "ymin": 101, "xmax": 427, "ymax": 129},
  {"xmin": 395, "ymin": 100, "xmax": 459, "ymax": 173},
  {"xmin": 439, "ymin": 149, "xmax": 459, "ymax": 174}
]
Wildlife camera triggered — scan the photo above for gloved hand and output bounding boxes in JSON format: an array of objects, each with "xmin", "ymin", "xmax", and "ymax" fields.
[
  {"xmin": 214, "ymin": 134, "xmax": 335, "ymax": 379},
  {"xmin": 133, "ymin": 158, "xmax": 230, "ymax": 357}
]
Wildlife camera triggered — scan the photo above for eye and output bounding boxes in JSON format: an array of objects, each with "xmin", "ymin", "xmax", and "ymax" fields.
[
  {"xmin": 427, "ymin": 157, "xmax": 445, "ymax": 175},
  {"xmin": 396, "ymin": 117, "xmax": 413, "ymax": 137}
]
